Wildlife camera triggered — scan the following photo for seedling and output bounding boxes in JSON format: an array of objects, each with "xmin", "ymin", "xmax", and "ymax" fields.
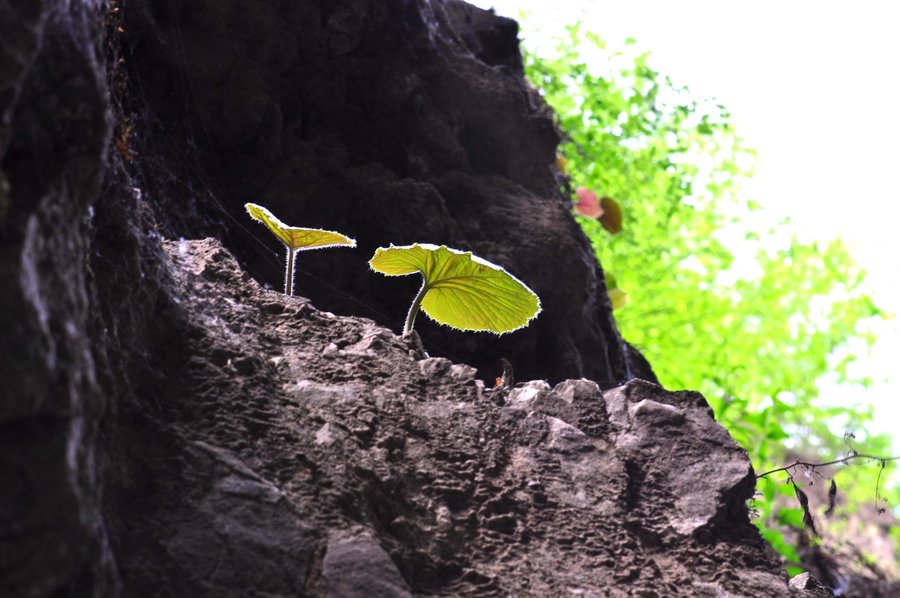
[
  {"xmin": 244, "ymin": 202, "xmax": 356, "ymax": 296},
  {"xmin": 368, "ymin": 243, "xmax": 541, "ymax": 336}
]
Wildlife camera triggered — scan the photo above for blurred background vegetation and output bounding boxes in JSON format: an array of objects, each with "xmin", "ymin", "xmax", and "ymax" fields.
[{"xmin": 519, "ymin": 23, "xmax": 898, "ymax": 573}]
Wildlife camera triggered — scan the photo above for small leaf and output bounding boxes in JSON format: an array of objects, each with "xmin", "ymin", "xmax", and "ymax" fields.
[
  {"xmin": 496, "ymin": 357, "xmax": 514, "ymax": 389},
  {"xmin": 792, "ymin": 482, "xmax": 810, "ymax": 510},
  {"xmin": 762, "ymin": 479, "xmax": 776, "ymax": 504},
  {"xmin": 777, "ymin": 482, "xmax": 797, "ymax": 497},
  {"xmin": 245, "ymin": 202, "xmax": 356, "ymax": 296},
  {"xmin": 245, "ymin": 202, "xmax": 356, "ymax": 251},
  {"xmin": 599, "ymin": 196, "xmax": 623, "ymax": 234},
  {"xmin": 369, "ymin": 244, "xmax": 541, "ymax": 334},
  {"xmin": 608, "ymin": 288, "xmax": 627, "ymax": 310},
  {"xmin": 574, "ymin": 187, "xmax": 604, "ymax": 218},
  {"xmin": 825, "ymin": 479, "xmax": 837, "ymax": 517},
  {"xmin": 605, "ymin": 272, "xmax": 619, "ymax": 290},
  {"xmin": 555, "ymin": 154, "xmax": 568, "ymax": 175},
  {"xmin": 777, "ymin": 507, "xmax": 805, "ymax": 529},
  {"xmin": 792, "ymin": 482, "xmax": 819, "ymax": 536},
  {"xmin": 802, "ymin": 510, "xmax": 820, "ymax": 537}
]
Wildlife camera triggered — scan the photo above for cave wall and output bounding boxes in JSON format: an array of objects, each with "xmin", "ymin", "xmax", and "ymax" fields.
[
  {"xmin": 0, "ymin": 0, "xmax": 118, "ymax": 594},
  {"xmin": 117, "ymin": 0, "xmax": 638, "ymax": 386},
  {"xmin": 2, "ymin": 1, "xmax": 862, "ymax": 597},
  {"xmin": 0, "ymin": 1, "xmax": 638, "ymax": 593}
]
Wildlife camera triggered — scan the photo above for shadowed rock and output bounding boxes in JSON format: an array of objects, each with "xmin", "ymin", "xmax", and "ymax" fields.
[
  {"xmin": 90, "ymin": 238, "xmax": 788, "ymax": 595},
  {"xmin": 118, "ymin": 0, "xmax": 639, "ymax": 386},
  {"xmin": 2, "ymin": 1, "xmax": 866, "ymax": 596}
]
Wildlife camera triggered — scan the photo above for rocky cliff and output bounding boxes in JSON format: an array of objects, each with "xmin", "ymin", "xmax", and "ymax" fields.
[{"xmin": 0, "ymin": 0, "xmax": 859, "ymax": 596}]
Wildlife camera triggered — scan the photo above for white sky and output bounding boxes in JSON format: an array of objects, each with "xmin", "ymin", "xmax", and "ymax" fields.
[{"xmin": 470, "ymin": 0, "xmax": 900, "ymax": 442}]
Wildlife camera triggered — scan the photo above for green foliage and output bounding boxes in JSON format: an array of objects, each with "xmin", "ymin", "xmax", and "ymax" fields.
[
  {"xmin": 245, "ymin": 202, "xmax": 356, "ymax": 296},
  {"xmin": 369, "ymin": 243, "xmax": 541, "ymax": 336},
  {"xmin": 523, "ymin": 25, "xmax": 895, "ymax": 563},
  {"xmin": 759, "ymin": 525, "xmax": 804, "ymax": 577}
]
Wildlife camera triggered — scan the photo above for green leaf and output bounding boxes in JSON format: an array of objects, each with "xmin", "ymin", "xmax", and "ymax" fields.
[
  {"xmin": 369, "ymin": 243, "xmax": 541, "ymax": 335},
  {"xmin": 522, "ymin": 25, "xmax": 893, "ymax": 574},
  {"xmin": 777, "ymin": 507, "xmax": 806, "ymax": 529},
  {"xmin": 608, "ymin": 288, "xmax": 627, "ymax": 310},
  {"xmin": 244, "ymin": 202, "xmax": 356, "ymax": 251},
  {"xmin": 762, "ymin": 478, "xmax": 776, "ymax": 503},
  {"xmin": 244, "ymin": 202, "xmax": 355, "ymax": 296}
]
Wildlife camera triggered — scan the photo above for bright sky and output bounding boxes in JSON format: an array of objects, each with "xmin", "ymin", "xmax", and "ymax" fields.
[{"xmin": 471, "ymin": 0, "xmax": 900, "ymax": 442}]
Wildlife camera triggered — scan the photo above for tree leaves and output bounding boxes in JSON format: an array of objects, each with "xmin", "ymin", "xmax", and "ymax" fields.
[
  {"xmin": 369, "ymin": 244, "xmax": 541, "ymax": 335},
  {"xmin": 523, "ymin": 26, "xmax": 894, "ymax": 560},
  {"xmin": 523, "ymin": 24, "xmax": 887, "ymax": 499},
  {"xmin": 245, "ymin": 202, "xmax": 356, "ymax": 252}
]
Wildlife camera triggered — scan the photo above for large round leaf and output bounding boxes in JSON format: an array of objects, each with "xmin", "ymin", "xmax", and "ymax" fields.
[
  {"xmin": 245, "ymin": 202, "xmax": 356, "ymax": 250},
  {"xmin": 369, "ymin": 244, "xmax": 541, "ymax": 334}
]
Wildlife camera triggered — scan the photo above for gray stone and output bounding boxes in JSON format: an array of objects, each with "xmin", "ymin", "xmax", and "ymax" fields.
[
  {"xmin": 789, "ymin": 572, "xmax": 835, "ymax": 597},
  {"xmin": 323, "ymin": 535, "xmax": 412, "ymax": 598}
]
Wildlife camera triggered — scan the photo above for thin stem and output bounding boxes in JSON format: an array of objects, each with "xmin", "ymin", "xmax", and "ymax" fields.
[
  {"xmin": 756, "ymin": 453, "xmax": 900, "ymax": 479},
  {"xmin": 285, "ymin": 247, "xmax": 297, "ymax": 296},
  {"xmin": 403, "ymin": 277, "xmax": 428, "ymax": 335}
]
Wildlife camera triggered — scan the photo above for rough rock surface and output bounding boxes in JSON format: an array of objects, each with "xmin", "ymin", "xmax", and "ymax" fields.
[
  {"xmin": 118, "ymin": 0, "xmax": 636, "ymax": 385},
  {"xmin": 3, "ymin": 1, "xmax": 889, "ymax": 597},
  {"xmin": 0, "ymin": 1, "xmax": 117, "ymax": 595},
  {"xmin": 99, "ymin": 237, "xmax": 787, "ymax": 596}
]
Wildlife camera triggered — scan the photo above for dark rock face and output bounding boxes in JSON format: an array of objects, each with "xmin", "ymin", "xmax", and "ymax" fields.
[
  {"xmin": 119, "ymin": 0, "xmax": 635, "ymax": 385},
  {"xmin": 0, "ymin": 1, "xmax": 842, "ymax": 597},
  {"xmin": 98, "ymin": 238, "xmax": 787, "ymax": 596},
  {"xmin": 0, "ymin": 1, "xmax": 117, "ymax": 595}
]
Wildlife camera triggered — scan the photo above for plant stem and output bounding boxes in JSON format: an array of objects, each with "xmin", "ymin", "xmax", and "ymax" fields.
[
  {"xmin": 404, "ymin": 278, "xmax": 428, "ymax": 335},
  {"xmin": 285, "ymin": 247, "xmax": 297, "ymax": 296}
]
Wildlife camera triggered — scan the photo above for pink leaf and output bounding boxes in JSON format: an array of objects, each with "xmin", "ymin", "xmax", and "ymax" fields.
[{"xmin": 575, "ymin": 187, "xmax": 604, "ymax": 218}]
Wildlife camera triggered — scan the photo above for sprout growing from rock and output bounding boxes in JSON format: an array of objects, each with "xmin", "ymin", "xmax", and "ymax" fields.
[
  {"xmin": 368, "ymin": 243, "xmax": 541, "ymax": 336},
  {"xmin": 244, "ymin": 202, "xmax": 356, "ymax": 296}
]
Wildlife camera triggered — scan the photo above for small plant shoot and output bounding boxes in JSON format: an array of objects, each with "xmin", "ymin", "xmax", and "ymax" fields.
[
  {"xmin": 244, "ymin": 202, "xmax": 356, "ymax": 296},
  {"xmin": 368, "ymin": 243, "xmax": 541, "ymax": 336}
]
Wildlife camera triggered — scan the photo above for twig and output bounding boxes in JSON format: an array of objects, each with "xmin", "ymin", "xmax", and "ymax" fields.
[{"xmin": 756, "ymin": 453, "xmax": 900, "ymax": 480}]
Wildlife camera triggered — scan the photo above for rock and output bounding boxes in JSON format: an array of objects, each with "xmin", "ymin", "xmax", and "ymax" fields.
[
  {"xmin": 0, "ymin": 1, "xmax": 117, "ymax": 595},
  {"xmin": 288, "ymin": 380, "xmax": 361, "ymax": 406},
  {"xmin": 0, "ymin": 1, "xmax": 843, "ymax": 596},
  {"xmin": 95, "ymin": 238, "xmax": 789, "ymax": 596},
  {"xmin": 418, "ymin": 357, "xmax": 453, "ymax": 378},
  {"xmin": 119, "ymin": 0, "xmax": 642, "ymax": 386},
  {"xmin": 323, "ymin": 535, "xmax": 412, "ymax": 598},
  {"xmin": 603, "ymin": 381, "xmax": 755, "ymax": 537},
  {"xmin": 789, "ymin": 572, "xmax": 834, "ymax": 597}
]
